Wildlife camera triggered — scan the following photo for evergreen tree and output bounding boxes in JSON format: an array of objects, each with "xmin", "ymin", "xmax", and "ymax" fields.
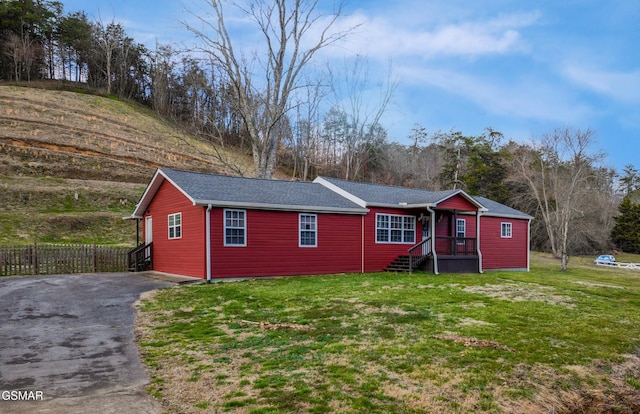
[{"xmin": 611, "ymin": 194, "xmax": 640, "ymax": 253}]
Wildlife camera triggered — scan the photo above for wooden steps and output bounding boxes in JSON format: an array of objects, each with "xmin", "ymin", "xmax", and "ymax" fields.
[{"xmin": 384, "ymin": 254, "xmax": 429, "ymax": 272}]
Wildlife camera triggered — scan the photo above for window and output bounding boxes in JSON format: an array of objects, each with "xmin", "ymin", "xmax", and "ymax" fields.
[
  {"xmin": 299, "ymin": 214, "xmax": 317, "ymax": 247},
  {"xmin": 168, "ymin": 213, "xmax": 181, "ymax": 239},
  {"xmin": 376, "ymin": 214, "xmax": 415, "ymax": 243},
  {"xmin": 224, "ymin": 209, "xmax": 246, "ymax": 246},
  {"xmin": 501, "ymin": 222, "xmax": 512, "ymax": 238},
  {"xmin": 456, "ymin": 218, "xmax": 466, "ymax": 239}
]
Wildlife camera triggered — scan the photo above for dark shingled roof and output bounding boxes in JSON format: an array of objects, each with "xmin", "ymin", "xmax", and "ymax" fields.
[
  {"xmin": 160, "ymin": 169, "xmax": 367, "ymax": 213},
  {"xmin": 471, "ymin": 196, "xmax": 533, "ymax": 219},
  {"xmin": 318, "ymin": 176, "xmax": 532, "ymax": 219},
  {"xmin": 318, "ymin": 176, "xmax": 460, "ymax": 205}
]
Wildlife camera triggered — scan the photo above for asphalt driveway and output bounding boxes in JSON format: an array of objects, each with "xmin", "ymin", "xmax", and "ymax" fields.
[{"xmin": 0, "ymin": 273, "xmax": 173, "ymax": 413}]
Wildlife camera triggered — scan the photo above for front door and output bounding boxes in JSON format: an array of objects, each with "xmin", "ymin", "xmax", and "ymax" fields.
[
  {"xmin": 144, "ymin": 216, "xmax": 153, "ymax": 269},
  {"xmin": 145, "ymin": 216, "xmax": 153, "ymax": 245},
  {"xmin": 421, "ymin": 218, "xmax": 431, "ymax": 255},
  {"xmin": 422, "ymin": 219, "xmax": 430, "ymax": 240}
]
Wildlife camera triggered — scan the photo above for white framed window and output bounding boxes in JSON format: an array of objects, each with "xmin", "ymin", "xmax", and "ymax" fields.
[
  {"xmin": 224, "ymin": 209, "xmax": 246, "ymax": 246},
  {"xmin": 456, "ymin": 218, "xmax": 466, "ymax": 244},
  {"xmin": 299, "ymin": 214, "xmax": 317, "ymax": 247},
  {"xmin": 501, "ymin": 222, "xmax": 512, "ymax": 238},
  {"xmin": 168, "ymin": 213, "xmax": 182, "ymax": 239},
  {"xmin": 376, "ymin": 214, "xmax": 415, "ymax": 244}
]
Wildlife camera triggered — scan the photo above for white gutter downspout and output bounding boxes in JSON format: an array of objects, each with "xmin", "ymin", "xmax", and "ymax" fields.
[
  {"xmin": 476, "ymin": 210, "xmax": 483, "ymax": 274},
  {"xmin": 426, "ymin": 205, "xmax": 438, "ymax": 275},
  {"xmin": 527, "ymin": 218, "xmax": 532, "ymax": 272},
  {"xmin": 206, "ymin": 204, "xmax": 212, "ymax": 283},
  {"xmin": 361, "ymin": 215, "xmax": 365, "ymax": 273}
]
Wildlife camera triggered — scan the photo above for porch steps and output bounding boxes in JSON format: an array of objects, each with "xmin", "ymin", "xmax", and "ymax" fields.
[{"xmin": 384, "ymin": 255, "xmax": 429, "ymax": 272}]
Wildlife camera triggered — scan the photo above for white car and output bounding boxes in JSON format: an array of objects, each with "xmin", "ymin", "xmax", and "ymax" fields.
[{"xmin": 594, "ymin": 255, "xmax": 616, "ymax": 266}]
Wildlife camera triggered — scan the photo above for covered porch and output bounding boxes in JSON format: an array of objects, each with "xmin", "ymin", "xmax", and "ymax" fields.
[{"xmin": 387, "ymin": 206, "xmax": 483, "ymax": 274}]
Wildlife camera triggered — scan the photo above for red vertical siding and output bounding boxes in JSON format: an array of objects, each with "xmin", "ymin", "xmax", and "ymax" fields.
[
  {"xmin": 145, "ymin": 180, "xmax": 206, "ymax": 278},
  {"xmin": 480, "ymin": 216, "xmax": 529, "ymax": 270},
  {"xmin": 210, "ymin": 209, "xmax": 363, "ymax": 277},
  {"xmin": 363, "ymin": 207, "xmax": 422, "ymax": 272}
]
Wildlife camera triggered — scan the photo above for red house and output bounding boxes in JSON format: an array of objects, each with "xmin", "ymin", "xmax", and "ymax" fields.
[{"xmin": 127, "ymin": 169, "xmax": 532, "ymax": 279}]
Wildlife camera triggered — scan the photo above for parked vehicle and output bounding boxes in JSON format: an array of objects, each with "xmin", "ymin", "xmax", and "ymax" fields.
[{"xmin": 594, "ymin": 255, "xmax": 616, "ymax": 265}]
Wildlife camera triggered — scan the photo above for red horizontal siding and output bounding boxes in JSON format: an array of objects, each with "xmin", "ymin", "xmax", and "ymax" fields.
[
  {"xmin": 436, "ymin": 194, "xmax": 478, "ymax": 211},
  {"xmin": 434, "ymin": 213, "xmax": 477, "ymax": 238},
  {"xmin": 145, "ymin": 180, "xmax": 205, "ymax": 278},
  {"xmin": 210, "ymin": 209, "xmax": 362, "ymax": 277},
  {"xmin": 363, "ymin": 207, "xmax": 421, "ymax": 272},
  {"xmin": 480, "ymin": 216, "xmax": 529, "ymax": 270}
]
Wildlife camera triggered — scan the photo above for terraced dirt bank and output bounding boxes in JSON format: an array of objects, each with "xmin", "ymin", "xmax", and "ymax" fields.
[{"xmin": 0, "ymin": 84, "xmax": 253, "ymax": 245}]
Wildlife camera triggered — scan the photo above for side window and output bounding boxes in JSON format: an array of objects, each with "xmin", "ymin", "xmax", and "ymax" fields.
[
  {"xmin": 501, "ymin": 222, "xmax": 512, "ymax": 238},
  {"xmin": 299, "ymin": 214, "xmax": 317, "ymax": 247},
  {"xmin": 224, "ymin": 209, "xmax": 246, "ymax": 246},
  {"xmin": 168, "ymin": 213, "xmax": 181, "ymax": 239}
]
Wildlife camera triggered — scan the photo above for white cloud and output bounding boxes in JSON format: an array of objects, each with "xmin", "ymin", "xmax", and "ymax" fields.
[
  {"xmin": 397, "ymin": 65, "xmax": 594, "ymax": 124},
  {"xmin": 562, "ymin": 65, "xmax": 640, "ymax": 104},
  {"xmin": 326, "ymin": 10, "xmax": 540, "ymax": 60}
]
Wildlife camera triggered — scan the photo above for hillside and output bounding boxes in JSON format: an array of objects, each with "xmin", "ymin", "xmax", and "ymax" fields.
[{"xmin": 0, "ymin": 84, "xmax": 255, "ymax": 246}]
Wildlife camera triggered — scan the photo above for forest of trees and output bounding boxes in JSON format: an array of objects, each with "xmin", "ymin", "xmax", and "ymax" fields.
[{"xmin": 1, "ymin": 0, "xmax": 638, "ymax": 264}]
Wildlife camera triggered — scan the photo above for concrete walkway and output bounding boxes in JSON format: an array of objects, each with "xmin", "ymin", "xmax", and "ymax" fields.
[{"xmin": 0, "ymin": 273, "xmax": 174, "ymax": 413}]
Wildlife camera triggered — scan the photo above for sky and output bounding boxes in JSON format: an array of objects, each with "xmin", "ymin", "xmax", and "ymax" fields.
[{"xmin": 59, "ymin": 0, "xmax": 640, "ymax": 172}]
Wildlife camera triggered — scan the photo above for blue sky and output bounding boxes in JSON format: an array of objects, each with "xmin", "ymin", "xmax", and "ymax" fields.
[{"xmin": 60, "ymin": 0, "xmax": 640, "ymax": 172}]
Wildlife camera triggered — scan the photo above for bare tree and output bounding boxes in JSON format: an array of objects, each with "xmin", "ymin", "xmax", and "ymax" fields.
[
  {"xmin": 327, "ymin": 56, "xmax": 396, "ymax": 180},
  {"xmin": 185, "ymin": 0, "xmax": 357, "ymax": 179},
  {"xmin": 510, "ymin": 127, "xmax": 604, "ymax": 270},
  {"xmin": 93, "ymin": 19, "xmax": 124, "ymax": 95}
]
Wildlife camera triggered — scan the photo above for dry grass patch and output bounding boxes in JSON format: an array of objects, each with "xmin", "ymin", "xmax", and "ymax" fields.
[{"xmin": 462, "ymin": 282, "xmax": 576, "ymax": 308}]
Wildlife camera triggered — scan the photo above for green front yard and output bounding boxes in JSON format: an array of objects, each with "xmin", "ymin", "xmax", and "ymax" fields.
[{"xmin": 136, "ymin": 253, "xmax": 640, "ymax": 413}]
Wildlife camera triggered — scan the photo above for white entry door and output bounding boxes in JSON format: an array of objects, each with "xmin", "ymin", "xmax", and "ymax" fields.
[
  {"xmin": 421, "ymin": 219, "xmax": 431, "ymax": 255},
  {"xmin": 145, "ymin": 216, "xmax": 153, "ymax": 245}
]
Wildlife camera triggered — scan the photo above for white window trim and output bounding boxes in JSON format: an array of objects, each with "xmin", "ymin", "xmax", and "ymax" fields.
[
  {"xmin": 224, "ymin": 209, "xmax": 247, "ymax": 247},
  {"xmin": 299, "ymin": 213, "xmax": 317, "ymax": 247},
  {"xmin": 168, "ymin": 212, "xmax": 182, "ymax": 240},
  {"xmin": 501, "ymin": 222, "xmax": 513, "ymax": 238},
  {"xmin": 375, "ymin": 213, "xmax": 416, "ymax": 244}
]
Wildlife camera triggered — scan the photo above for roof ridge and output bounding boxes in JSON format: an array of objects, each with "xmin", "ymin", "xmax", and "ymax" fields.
[
  {"xmin": 162, "ymin": 168, "xmax": 316, "ymax": 185},
  {"xmin": 320, "ymin": 176, "xmax": 455, "ymax": 194}
]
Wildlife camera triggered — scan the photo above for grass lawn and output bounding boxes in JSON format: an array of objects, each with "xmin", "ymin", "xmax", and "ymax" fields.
[{"xmin": 135, "ymin": 253, "xmax": 640, "ymax": 413}]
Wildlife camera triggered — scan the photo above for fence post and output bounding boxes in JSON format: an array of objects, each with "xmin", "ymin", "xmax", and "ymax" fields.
[
  {"xmin": 93, "ymin": 243, "xmax": 98, "ymax": 273},
  {"xmin": 33, "ymin": 241, "xmax": 39, "ymax": 276}
]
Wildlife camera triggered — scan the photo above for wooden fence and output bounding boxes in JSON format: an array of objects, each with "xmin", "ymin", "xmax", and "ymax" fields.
[{"xmin": 0, "ymin": 243, "xmax": 130, "ymax": 276}]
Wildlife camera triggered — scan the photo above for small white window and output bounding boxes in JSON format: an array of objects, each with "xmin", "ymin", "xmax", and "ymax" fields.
[
  {"xmin": 501, "ymin": 222, "xmax": 512, "ymax": 238},
  {"xmin": 224, "ymin": 209, "xmax": 246, "ymax": 246},
  {"xmin": 299, "ymin": 214, "xmax": 317, "ymax": 247},
  {"xmin": 168, "ymin": 213, "xmax": 182, "ymax": 239}
]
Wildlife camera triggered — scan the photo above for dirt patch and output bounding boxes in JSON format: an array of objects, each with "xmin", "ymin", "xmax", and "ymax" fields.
[
  {"xmin": 434, "ymin": 333, "xmax": 515, "ymax": 352},
  {"xmin": 239, "ymin": 319, "xmax": 312, "ymax": 331}
]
